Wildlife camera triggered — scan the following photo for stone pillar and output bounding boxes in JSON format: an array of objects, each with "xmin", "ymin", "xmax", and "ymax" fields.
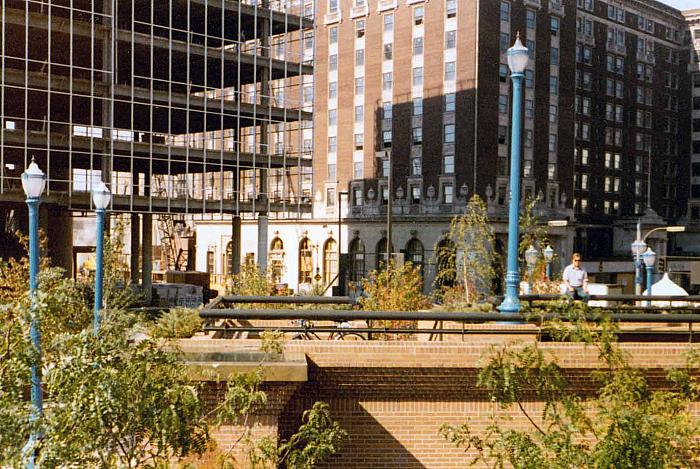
[
  {"xmin": 232, "ymin": 215, "xmax": 242, "ymax": 275},
  {"xmin": 257, "ymin": 213, "xmax": 268, "ymax": 273},
  {"xmin": 142, "ymin": 213, "xmax": 152, "ymax": 303},
  {"xmin": 130, "ymin": 213, "xmax": 140, "ymax": 284}
]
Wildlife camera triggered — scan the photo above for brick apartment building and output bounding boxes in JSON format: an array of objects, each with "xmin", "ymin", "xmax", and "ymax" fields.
[
  {"xmin": 686, "ymin": 9, "xmax": 700, "ymax": 222},
  {"xmin": 305, "ymin": 0, "xmax": 694, "ymax": 291}
]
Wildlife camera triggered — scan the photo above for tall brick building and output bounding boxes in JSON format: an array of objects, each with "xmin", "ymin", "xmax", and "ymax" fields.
[{"xmin": 305, "ymin": 0, "xmax": 693, "ymax": 290}]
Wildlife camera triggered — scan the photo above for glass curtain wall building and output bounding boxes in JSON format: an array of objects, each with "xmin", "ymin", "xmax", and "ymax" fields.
[{"xmin": 0, "ymin": 0, "xmax": 313, "ymax": 222}]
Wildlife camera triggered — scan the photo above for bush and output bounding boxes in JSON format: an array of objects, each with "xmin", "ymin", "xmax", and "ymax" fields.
[{"xmin": 150, "ymin": 307, "xmax": 203, "ymax": 339}]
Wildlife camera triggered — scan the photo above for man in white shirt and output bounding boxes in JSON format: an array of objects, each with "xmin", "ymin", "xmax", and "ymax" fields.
[{"xmin": 562, "ymin": 253, "xmax": 589, "ymax": 301}]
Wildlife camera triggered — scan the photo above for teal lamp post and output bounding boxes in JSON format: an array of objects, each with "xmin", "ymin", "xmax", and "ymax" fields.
[
  {"xmin": 641, "ymin": 247, "xmax": 656, "ymax": 307},
  {"xmin": 499, "ymin": 34, "xmax": 529, "ymax": 313},
  {"xmin": 543, "ymin": 245, "xmax": 554, "ymax": 280},
  {"xmin": 21, "ymin": 160, "xmax": 46, "ymax": 468},
  {"xmin": 92, "ymin": 181, "xmax": 111, "ymax": 333}
]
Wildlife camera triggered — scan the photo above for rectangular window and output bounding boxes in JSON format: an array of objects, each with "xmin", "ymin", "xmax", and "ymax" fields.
[
  {"xmin": 354, "ymin": 133, "xmax": 364, "ymax": 150},
  {"xmin": 500, "ymin": 1, "xmax": 510, "ymax": 22},
  {"xmin": 551, "ymin": 16, "xmax": 560, "ymax": 35},
  {"xmin": 525, "ymin": 100, "xmax": 534, "ymax": 118},
  {"xmin": 413, "ymin": 37, "xmax": 423, "ymax": 55},
  {"xmin": 499, "ymin": 64, "xmax": 508, "ymax": 82},
  {"xmin": 329, "ymin": 0, "xmax": 338, "ymax": 13},
  {"xmin": 355, "ymin": 49, "xmax": 365, "ymax": 66},
  {"xmin": 414, "ymin": 6, "xmax": 424, "ymax": 25},
  {"xmin": 328, "ymin": 109, "xmax": 337, "ymax": 126},
  {"xmin": 411, "ymin": 185, "xmax": 421, "ymax": 203},
  {"xmin": 499, "ymin": 95, "xmax": 508, "ymax": 114},
  {"xmin": 328, "ymin": 163, "xmax": 337, "ymax": 181},
  {"xmin": 412, "ymin": 126, "xmax": 423, "ymax": 145},
  {"xmin": 445, "ymin": 30, "xmax": 456, "ymax": 49},
  {"xmin": 526, "ymin": 9, "xmax": 536, "ymax": 29},
  {"xmin": 444, "ymin": 124, "xmax": 455, "ymax": 143},
  {"xmin": 384, "ymin": 13, "xmax": 393, "ymax": 32},
  {"xmin": 445, "ymin": 62, "xmax": 456, "ymax": 81},
  {"xmin": 356, "ymin": 20, "xmax": 365, "ymax": 38},
  {"xmin": 383, "ymin": 72, "xmax": 393, "ymax": 90},
  {"xmin": 384, "ymin": 43, "xmax": 393, "ymax": 60},
  {"xmin": 328, "ymin": 136, "xmax": 337, "ymax": 153},
  {"xmin": 446, "ymin": 0, "xmax": 457, "ymax": 18},
  {"xmin": 443, "ymin": 184, "xmax": 454, "ymax": 204},
  {"xmin": 353, "ymin": 162, "xmax": 364, "ymax": 180},
  {"xmin": 411, "ymin": 158, "xmax": 422, "ymax": 176},
  {"xmin": 444, "ymin": 93, "xmax": 456, "ymax": 112},
  {"xmin": 549, "ymin": 133, "xmax": 557, "ymax": 152},
  {"xmin": 444, "ymin": 154, "xmax": 455, "ymax": 174},
  {"xmin": 413, "ymin": 97, "xmax": 423, "ymax": 116},
  {"xmin": 525, "ymin": 70, "xmax": 534, "ymax": 88},
  {"xmin": 413, "ymin": 67, "xmax": 423, "ymax": 86},
  {"xmin": 383, "ymin": 101, "xmax": 392, "ymax": 120},
  {"xmin": 499, "ymin": 126, "xmax": 508, "ymax": 145},
  {"xmin": 500, "ymin": 33, "xmax": 510, "ymax": 53},
  {"xmin": 329, "ymin": 54, "xmax": 337, "ymax": 71},
  {"xmin": 327, "ymin": 188, "xmax": 336, "ymax": 208},
  {"xmin": 355, "ymin": 105, "xmax": 364, "ymax": 123},
  {"xmin": 355, "ymin": 77, "xmax": 364, "ymax": 94},
  {"xmin": 551, "ymin": 47, "xmax": 559, "ymax": 65},
  {"xmin": 550, "ymin": 76, "xmax": 558, "ymax": 95},
  {"xmin": 329, "ymin": 82, "xmax": 337, "ymax": 99}
]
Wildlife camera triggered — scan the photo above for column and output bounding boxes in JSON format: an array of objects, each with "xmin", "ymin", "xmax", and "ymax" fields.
[
  {"xmin": 232, "ymin": 215, "xmax": 242, "ymax": 275},
  {"xmin": 142, "ymin": 213, "xmax": 152, "ymax": 302},
  {"xmin": 257, "ymin": 213, "xmax": 268, "ymax": 273},
  {"xmin": 130, "ymin": 213, "xmax": 140, "ymax": 284}
]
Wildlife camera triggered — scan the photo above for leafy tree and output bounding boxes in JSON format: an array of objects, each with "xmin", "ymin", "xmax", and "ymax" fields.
[
  {"xmin": 518, "ymin": 194, "xmax": 553, "ymax": 285},
  {"xmin": 360, "ymin": 260, "xmax": 430, "ymax": 312},
  {"xmin": 434, "ymin": 195, "xmax": 496, "ymax": 305},
  {"xmin": 150, "ymin": 307, "xmax": 204, "ymax": 339},
  {"xmin": 441, "ymin": 303, "xmax": 700, "ymax": 468}
]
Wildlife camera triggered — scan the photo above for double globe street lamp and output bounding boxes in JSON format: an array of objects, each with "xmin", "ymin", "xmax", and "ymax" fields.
[
  {"xmin": 630, "ymin": 221, "xmax": 684, "ymax": 295},
  {"xmin": 499, "ymin": 34, "xmax": 529, "ymax": 314}
]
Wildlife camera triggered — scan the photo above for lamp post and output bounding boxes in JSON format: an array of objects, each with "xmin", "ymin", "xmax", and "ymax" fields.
[
  {"xmin": 499, "ymin": 34, "xmax": 529, "ymax": 314},
  {"xmin": 631, "ymin": 221, "xmax": 685, "ymax": 295},
  {"xmin": 525, "ymin": 245, "xmax": 538, "ymax": 293},
  {"xmin": 641, "ymin": 247, "xmax": 656, "ymax": 307},
  {"xmin": 92, "ymin": 181, "xmax": 111, "ymax": 333},
  {"xmin": 21, "ymin": 160, "xmax": 46, "ymax": 467},
  {"xmin": 543, "ymin": 245, "xmax": 554, "ymax": 280},
  {"xmin": 385, "ymin": 150, "xmax": 392, "ymax": 268}
]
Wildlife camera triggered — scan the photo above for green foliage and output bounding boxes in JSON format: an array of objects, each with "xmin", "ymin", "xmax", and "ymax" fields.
[
  {"xmin": 442, "ymin": 305, "xmax": 700, "ymax": 468},
  {"xmin": 150, "ymin": 307, "xmax": 204, "ymax": 339},
  {"xmin": 435, "ymin": 195, "xmax": 496, "ymax": 305},
  {"xmin": 102, "ymin": 218, "xmax": 144, "ymax": 310},
  {"xmin": 227, "ymin": 263, "xmax": 275, "ymax": 297},
  {"xmin": 360, "ymin": 260, "xmax": 430, "ymax": 312},
  {"xmin": 518, "ymin": 195, "xmax": 553, "ymax": 284}
]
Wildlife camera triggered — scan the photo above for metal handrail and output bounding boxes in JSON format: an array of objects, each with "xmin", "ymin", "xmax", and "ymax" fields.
[{"xmin": 211, "ymin": 295, "xmax": 356, "ymax": 305}]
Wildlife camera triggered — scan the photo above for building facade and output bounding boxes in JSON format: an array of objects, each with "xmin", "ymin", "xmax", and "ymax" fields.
[
  {"xmin": 686, "ymin": 9, "xmax": 700, "ymax": 226},
  {"xmin": 0, "ymin": 0, "xmax": 313, "ymax": 282}
]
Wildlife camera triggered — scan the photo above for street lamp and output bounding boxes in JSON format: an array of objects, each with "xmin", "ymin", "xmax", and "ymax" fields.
[
  {"xmin": 631, "ymin": 221, "xmax": 685, "ymax": 295},
  {"xmin": 21, "ymin": 159, "xmax": 46, "ymax": 467},
  {"xmin": 641, "ymin": 247, "xmax": 656, "ymax": 306},
  {"xmin": 543, "ymin": 245, "xmax": 554, "ymax": 280},
  {"xmin": 92, "ymin": 181, "xmax": 111, "ymax": 333},
  {"xmin": 525, "ymin": 245, "xmax": 538, "ymax": 292},
  {"xmin": 499, "ymin": 34, "xmax": 529, "ymax": 314}
]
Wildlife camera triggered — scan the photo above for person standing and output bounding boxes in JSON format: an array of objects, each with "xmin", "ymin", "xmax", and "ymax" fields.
[{"xmin": 563, "ymin": 253, "xmax": 589, "ymax": 300}]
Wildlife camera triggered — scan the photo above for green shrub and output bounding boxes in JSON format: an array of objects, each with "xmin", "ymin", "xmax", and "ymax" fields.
[{"xmin": 150, "ymin": 307, "xmax": 203, "ymax": 339}]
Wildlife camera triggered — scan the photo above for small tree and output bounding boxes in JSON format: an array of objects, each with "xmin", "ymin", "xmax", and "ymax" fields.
[
  {"xmin": 435, "ymin": 195, "xmax": 496, "ymax": 305},
  {"xmin": 360, "ymin": 260, "xmax": 430, "ymax": 312},
  {"xmin": 441, "ymin": 303, "xmax": 700, "ymax": 468},
  {"xmin": 518, "ymin": 194, "xmax": 553, "ymax": 284}
]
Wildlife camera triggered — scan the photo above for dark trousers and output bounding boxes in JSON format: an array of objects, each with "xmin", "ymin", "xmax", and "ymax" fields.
[{"xmin": 567, "ymin": 286, "xmax": 589, "ymax": 301}]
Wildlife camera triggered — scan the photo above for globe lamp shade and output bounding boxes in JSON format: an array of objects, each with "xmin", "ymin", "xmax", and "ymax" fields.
[
  {"xmin": 641, "ymin": 247, "xmax": 656, "ymax": 268},
  {"xmin": 21, "ymin": 161, "xmax": 47, "ymax": 199},
  {"xmin": 525, "ymin": 245, "xmax": 538, "ymax": 267},
  {"xmin": 631, "ymin": 239, "xmax": 647, "ymax": 259},
  {"xmin": 506, "ymin": 36, "xmax": 529, "ymax": 74},
  {"xmin": 543, "ymin": 245, "xmax": 554, "ymax": 263},
  {"xmin": 92, "ymin": 181, "xmax": 112, "ymax": 210}
]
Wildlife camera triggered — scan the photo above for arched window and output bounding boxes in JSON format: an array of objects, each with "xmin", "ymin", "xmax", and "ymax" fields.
[
  {"xmin": 405, "ymin": 237, "xmax": 424, "ymax": 277},
  {"xmin": 435, "ymin": 238, "xmax": 456, "ymax": 289},
  {"xmin": 269, "ymin": 237, "xmax": 285, "ymax": 284},
  {"xmin": 375, "ymin": 237, "xmax": 394, "ymax": 270},
  {"xmin": 323, "ymin": 238, "xmax": 338, "ymax": 287},
  {"xmin": 348, "ymin": 238, "xmax": 365, "ymax": 283},
  {"xmin": 299, "ymin": 237, "xmax": 313, "ymax": 284},
  {"xmin": 225, "ymin": 241, "xmax": 234, "ymax": 275}
]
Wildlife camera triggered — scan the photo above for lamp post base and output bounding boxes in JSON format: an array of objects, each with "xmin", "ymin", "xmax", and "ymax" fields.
[{"xmin": 498, "ymin": 295, "xmax": 521, "ymax": 313}]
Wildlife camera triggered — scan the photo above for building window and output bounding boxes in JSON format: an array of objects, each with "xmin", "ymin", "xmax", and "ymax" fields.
[
  {"xmin": 383, "ymin": 72, "xmax": 393, "ymax": 90},
  {"xmin": 499, "ymin": 95, "xmax": 508, "ymax": 114},
  {"xmin": 525, "ymin": 99, "xmax": 534, "ymax": 118},
  {"xmin": 551, "ymin": 47, "xmax": 559, "ymax": 65},
  {"xmin": 498, "ymin": 126, "xmax": 508, "ymax": 145},
  {"xmin": 444, "ymin": 124, "xmax": 455, "ymax": 143},
  {"xmin": 413, "ymin": 97, "xmax": 423, "ymax": 116},
  {"xmin": 384, "ymin": 13, "xmax": 393, "ymax": 32},
  {"xmin": 355, "ymin": 48, "xmax": 365, "ymax": 66},
  {"xmin": 327, "ymin": 188, "xmax": 336, "ymax": 208},
  {"xmin": 329, "ymin": 54, "xmax": 337, "ymax": 71},
  {"xmin": 443, "ymin": 154, "xmax": 454, "ymax": 174},
  {"xmin": 383, "ymin": 101, "xmax": 392, "ymax": 119},
  {"xmin": 299, "ymin": 238, "xmax": 313, "ymax": 284},
  {"xmin": 327, "ymin": 163, "xmax": 336, "ymax": 181},
  {"xmin": 548, "ymin": 134, "xmax": 557, "ymax": 152},
  {"xmin": 354, "ymin": 133, "xmax": 364, "ymax": 150},
  {"xmin": 356, "ymin": 20, "xmax": 365, "ymax": 38},
  {"xmin": 443, "ymin": 184, "xmax": 454, "ymax": 204},
  {"xmin": 526, "ymin": 9, "xmax": 536, "ymax": 29},
  {"xmin": 349, "ymin": 238, "xmax": 365, "ymax": 282},
  {"xmin": 525, "ymin": 70, "xmax": 534, "ymax": 88},
  {"xmin": 328, "ymin": 82, "xmax": 337, "ymax": 99},
  {"xmin": 550, "ymin": 76, "xmax": 558, "ymax": 95},
  {"xmin": 414, "ymin": 6, "xmax": 424, "ymax": 26},
  {"xmin": 412, "ymin": 127, "xmax": 422, "ymax": 145},
  {"xmin": 500, "ymin": 33, "xmax": 510, "ymax": 53},
  {"xmin": 499, "ymin": 64, "xmax": 508, "ymax": 82},
  {"xmin": 405, "ymin": 238, "xmax": 424, "ymax": 277},
  {"xmin": 328, "ymin": 136, "xmax": 336, "ymax": 153},
  {"xmin": 411, "ymin": 157, "xmax": 422, "ymax": 176},
  {"xmin": 328, "ymin": 109, "xmax": 337, "ymax": 126},
  {"xmin": 411, "ymin": 185, "xmax": 421, "ymax": 203},
  {"xmin": 355, "ymin": 105, "xmax": 364, "ymax": 123},
  {"xmin": 413, "ymin": 37, "xmax": 423, "ymax": 55},
  {"xmin": 550, "ymin": 16, "xmax": 559, "ymax": 35},
  {"xmin": 444, "ymin": 93, "xmax": 456, "ymax": 112},
  {"xmin": 323, "ymin": 238, "xmax": 338, "ymax": 287},
  {"xmin": 413, "ymin": 67, "xmax": 423, "ymax": 86},
  {"xmin": 329, "ymin": 26, "xmax": 338, "ymax": 44},
  {"xmin": 384, "ymin": 43, "xmax": 393, "ymax": 60},
  {"xmin": 446, "ymin": 0, "xmax": 457, "ymax": 18},
  {"xmin": 355, "ymin": 77, "xmax": 364, "ymax": 94},
  {"xmin": 444, "ymin": 62, "xmax": 456, "ymax": 81},
  {"xmin": 500, "ymin": 1, "xmax": 510, "ymax": 22},
  {"xmin": 445, "ymin": 30, "xmax": 456, "ymax": 49},
  {"xmin": 353, "ymin": 162, "xmax": 364, "ymax": 179},
  {"xmin": 206, "ymin": 251, "xmax": 215, "ymax": 274}
]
